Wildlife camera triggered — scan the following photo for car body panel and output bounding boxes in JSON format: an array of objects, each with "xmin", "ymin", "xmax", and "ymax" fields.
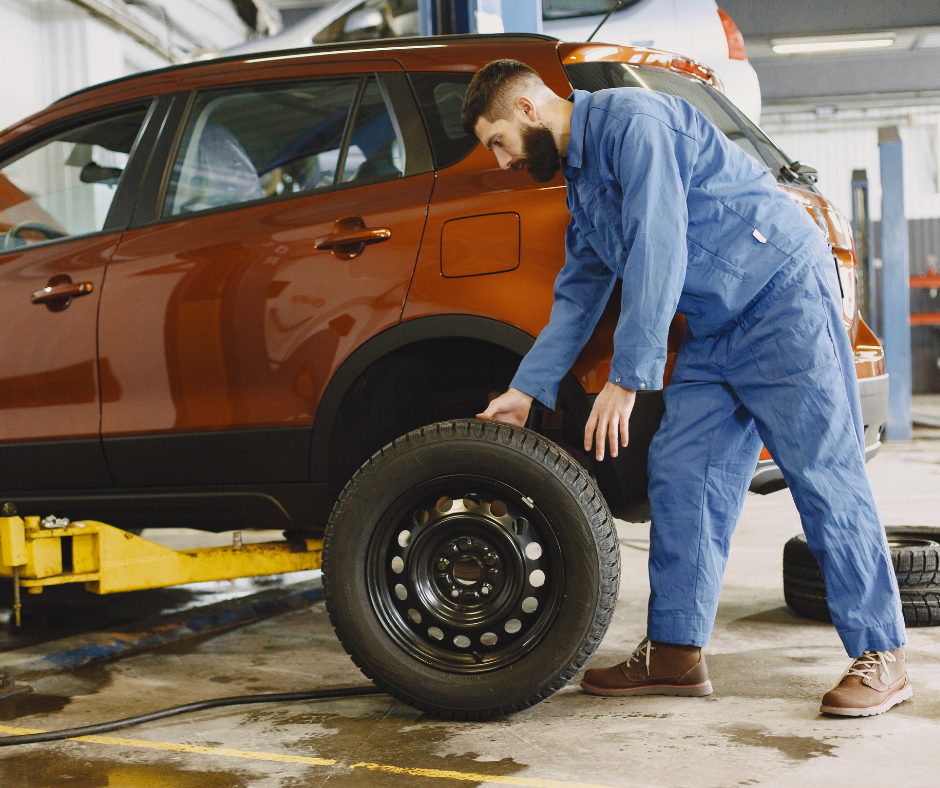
[{"xmin": 0, "ymin": 34, "xmax": 888, "ymax": 529}]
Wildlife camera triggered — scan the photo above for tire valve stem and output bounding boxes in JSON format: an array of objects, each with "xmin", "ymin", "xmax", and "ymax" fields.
[{"xmin": 522, "ymin": 496, "xmax": 535, "ymax": 509}]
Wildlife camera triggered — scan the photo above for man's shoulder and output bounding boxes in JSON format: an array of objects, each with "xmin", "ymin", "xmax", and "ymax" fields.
[{"xmin": 586, "ymin": 88, "xmax": 695, "ymax": 138}]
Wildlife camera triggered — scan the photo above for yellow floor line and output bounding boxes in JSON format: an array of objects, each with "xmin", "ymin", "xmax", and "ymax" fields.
[{"xmin": 0, "ymin": 725, "xmax": 615, "ymax": 788}]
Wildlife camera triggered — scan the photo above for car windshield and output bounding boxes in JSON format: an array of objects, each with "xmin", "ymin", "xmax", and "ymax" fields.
[
  {"xmin": 564, "ymin": 61, "xmax": 795, "ymax": 176},
  {"xmin": 543, "ymin": 0, "xmax": 642, "ymax": 19}
]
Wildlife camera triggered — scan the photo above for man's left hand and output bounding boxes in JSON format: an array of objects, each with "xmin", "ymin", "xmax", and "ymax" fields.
[{"xmin": 584, "ymin": 382, "xmax": 637, "ymax": 462}]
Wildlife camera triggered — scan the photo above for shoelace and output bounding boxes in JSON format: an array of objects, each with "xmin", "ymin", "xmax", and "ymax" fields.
[
  {"xmin": 626, "ymin": 638, "xmax": 655, "ymax": 674},
  {"xmin": 844, "ymin": 650, "xmax": 896, "ymax": 681}
]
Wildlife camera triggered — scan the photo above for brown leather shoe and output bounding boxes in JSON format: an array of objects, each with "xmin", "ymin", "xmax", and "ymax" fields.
[
  {"xmin": 580, "ymin": 638, "xmax": 713, "ymax": 697},
  {"xmin": 820, "ymin": 647, "xmax": 913, "ymax": 717}
]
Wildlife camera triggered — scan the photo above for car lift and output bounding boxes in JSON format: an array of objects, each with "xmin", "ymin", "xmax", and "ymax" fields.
[{"xmin": 0, "ymin": 507, "xmax": 321, "ymax": 626}]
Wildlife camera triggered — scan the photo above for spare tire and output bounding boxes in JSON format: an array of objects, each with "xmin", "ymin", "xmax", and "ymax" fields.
[
  {"xmin": 783, "ymin": 527, "xmax": 940, "ymax": 627},
  {"xmin": 322, "ymin": 419, "xmax": 620, "ymax": 719}
]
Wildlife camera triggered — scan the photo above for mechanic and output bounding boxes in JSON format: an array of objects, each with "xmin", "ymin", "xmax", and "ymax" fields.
[{"xmin": 463, "ymin": 59, "xmax": 910, "ymax": 717}]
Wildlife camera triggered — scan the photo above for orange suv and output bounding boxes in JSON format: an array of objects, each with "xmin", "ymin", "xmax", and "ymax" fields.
[{"xmin": 0, "ymin": 33, "xmax": 886, "ymax": 533}]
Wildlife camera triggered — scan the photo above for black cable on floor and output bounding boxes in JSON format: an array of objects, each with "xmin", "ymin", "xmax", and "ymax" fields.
[{"xmin": 0, "ymin": 685, "xmax": 381, "ymax": 746}]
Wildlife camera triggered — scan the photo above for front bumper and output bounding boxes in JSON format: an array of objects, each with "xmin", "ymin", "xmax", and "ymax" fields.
[{"xmin": 749, "ymin": 372, "xmax": 889, "ymax": 495}]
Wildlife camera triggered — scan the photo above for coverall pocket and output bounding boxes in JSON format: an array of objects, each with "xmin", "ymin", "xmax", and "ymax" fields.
[
  {"xmin": 747, "ymin": 280, "xmax": 834, "ymax": 382},
  {"xmin": 687, "ymin": 241, "xmax": 747, "ymax": 280}
]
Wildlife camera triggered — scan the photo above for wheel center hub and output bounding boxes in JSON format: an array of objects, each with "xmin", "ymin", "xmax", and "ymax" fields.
[{"xmin": 434, "ymin": 535, "xmax": 501, "ymax": 601}]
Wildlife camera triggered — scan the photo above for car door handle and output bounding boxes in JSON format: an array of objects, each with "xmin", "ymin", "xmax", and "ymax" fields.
[
  {"xmin": 32, "ymin": 280, "xmax": 94, "ymax": 308},
  {"xmin": 315, "ymin": 217, "xmax": 391, "ymax": 260}
]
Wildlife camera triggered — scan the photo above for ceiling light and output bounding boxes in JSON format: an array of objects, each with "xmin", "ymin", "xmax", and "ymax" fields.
[{"xmin": 772, "ymin": 39, "xmax": 894, "ymax": 54}]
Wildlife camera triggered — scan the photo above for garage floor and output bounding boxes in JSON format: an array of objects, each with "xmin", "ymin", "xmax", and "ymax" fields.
[{"xmin": 1, "ymin": 434, "xmax": 938, "ymax": 788}]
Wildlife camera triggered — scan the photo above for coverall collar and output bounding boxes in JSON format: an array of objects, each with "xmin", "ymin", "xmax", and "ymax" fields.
[{"xmin": 563, "ymin": 90, "xmax": 593, "ymax": 174}]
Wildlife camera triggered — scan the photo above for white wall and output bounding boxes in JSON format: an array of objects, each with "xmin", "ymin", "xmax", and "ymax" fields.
[
  {"xmin": 0, "ymin": 0, "xmax": 251, "ymax": 134},
  {"xmin": 761, "ymin": 103, "xmax": 940, "ymax": 223}
]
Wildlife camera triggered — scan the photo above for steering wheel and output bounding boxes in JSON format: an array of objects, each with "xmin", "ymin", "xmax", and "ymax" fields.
[{"xmin": 3, "ymin": 221, "xmax": 67, "ymax": 250}]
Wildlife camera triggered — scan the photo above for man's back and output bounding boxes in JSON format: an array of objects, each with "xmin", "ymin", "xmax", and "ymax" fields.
[{"xmin": 564, "ymin": 87, "xmax": 826, "ymax": 337}]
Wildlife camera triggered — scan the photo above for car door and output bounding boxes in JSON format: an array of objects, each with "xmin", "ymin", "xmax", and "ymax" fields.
[
  {"xmin": 98, "ymin": 63, "xmax": 434, "ymax": 487},
  {"xmin": 0, "ymin": 103, "xmax": 157, "ymax": 491}
]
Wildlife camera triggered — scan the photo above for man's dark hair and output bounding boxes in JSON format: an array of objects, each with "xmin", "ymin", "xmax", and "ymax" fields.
[{"xmin": 461, "ymin": 59, "xmax": 545, "ymax": 137}]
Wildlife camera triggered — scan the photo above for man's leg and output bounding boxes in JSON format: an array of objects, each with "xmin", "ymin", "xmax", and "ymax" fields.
[
  {"xmin": 729, "ymin": 262, "xmax": 908, "ymax": 715},
  {"xmin": 729, "ymin": 263, "xmax": 905, "ymax": 656},
  {"xmin": 581, "ymin": 350, "xmax": 762, "ymax": 697},
  {"xmin": 646, "ymin": 376, "xmax": 763, "ymax": 646}
]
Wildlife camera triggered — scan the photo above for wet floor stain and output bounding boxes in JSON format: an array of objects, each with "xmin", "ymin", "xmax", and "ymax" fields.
[
  {"xmin": 0, "ymin": 752, "xmax": 250, "ymax": 788},
  {"xmin": 242, "ymin": 706, "xmax": 529, "ymax": 787},
  {"xmin": 0, "ymin": 664, "xmax": 114, "ymax": 722},
  {"xmin": 722, "ymin": 724, "xmax": 837, "ymax": 759},
  {"xmin": 0, "ymin": 691, "xmax": 69, "ymax": 721}
]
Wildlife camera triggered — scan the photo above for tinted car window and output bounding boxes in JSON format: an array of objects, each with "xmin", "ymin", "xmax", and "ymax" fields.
[
  {"xmin": 408, "ymin": 72, "xmax": 477, "ymax": 169},
  {"xmin": 339, "ymin": 77, "xmax": 406, "ymax": 184},
  {"xmin": 164, "ymin": 78, "xmax": 360, "ymax": 216},
  {"xmin": 565, "ymin": 61, "xmax": 791, "ymax": 171},
  {"xmin": 0, "ymin": 108, "xmax": 148, "ymax": 250}
]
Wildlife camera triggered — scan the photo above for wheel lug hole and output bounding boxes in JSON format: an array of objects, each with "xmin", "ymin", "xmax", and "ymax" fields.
[
  {"xmin": 451, "ymin": 589, "xmax": 460, "ymax": 598},
  {"xmin": 484, "ymin": 553, "xmax": 497, "ymax": 566},
  {"xmin": 481, "ymin": 585, "xmax": 491, "ymax": 596},
  {"xmin": 437, "ymin": 559, "xmax": 449, "ymax": 571},
  {"xmin": 459, "ymin": 538, "xmax": 473, "ymax": 551}
]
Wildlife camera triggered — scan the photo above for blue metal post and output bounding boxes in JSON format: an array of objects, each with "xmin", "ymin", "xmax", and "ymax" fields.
[
  {"xmin": 419, "ymin": 0, "xmax": 542, "ymax": 36},
  {"xmin": 501, "ymin": 0, "xmax": 542, "ymax": 33},
  {"xmin": 878, "ymin": 126, "xmax": 912, "ymax": 441}
]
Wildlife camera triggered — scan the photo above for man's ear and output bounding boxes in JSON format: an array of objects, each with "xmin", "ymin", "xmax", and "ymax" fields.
[{"xmin": 514, "ymin": 95, "xmax": 538, "ymax": 125}]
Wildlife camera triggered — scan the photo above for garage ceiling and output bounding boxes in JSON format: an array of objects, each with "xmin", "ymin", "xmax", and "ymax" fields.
[{"xmin": 717, "ymin": 0, "xmax": 940, "ymax": 103}]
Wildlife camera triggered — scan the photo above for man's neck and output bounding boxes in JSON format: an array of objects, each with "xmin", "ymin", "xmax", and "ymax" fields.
[{"xmin": 554, "ymin": 97, "xmax": 574, "ymax": 159}]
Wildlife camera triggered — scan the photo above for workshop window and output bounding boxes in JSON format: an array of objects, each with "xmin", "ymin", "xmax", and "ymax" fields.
[
  {"xmin": 0, "ymin": 107, "xmax": 149, "ymax": 250},
  {"xmin": 163, "ymin": 74, "xmax": 413, "ymax": 217}
]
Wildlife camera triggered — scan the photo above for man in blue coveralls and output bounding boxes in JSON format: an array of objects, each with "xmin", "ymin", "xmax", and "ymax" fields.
[{"xmin": 463, "ymin": 60, "xmax": 911, "ymax": 716}]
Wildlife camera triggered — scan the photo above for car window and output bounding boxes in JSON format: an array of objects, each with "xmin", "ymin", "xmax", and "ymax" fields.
[
  {"xmin": 408, "ymin": 72, "xmax": 477, "ymax": 169},
  {"xmin": 0, "ymin": 108, "xmax": 149, "ymax": 251},
  {"xmin": 163, "ymin": 75, "xmax": 413, "ymax": 217},
  {"xmin": 564, "ymin": 61, "xmax": 792, "ymax": 172},
  {"xmin": 312, "ymin": 0, "xmax": 419, "ymax": 44}
]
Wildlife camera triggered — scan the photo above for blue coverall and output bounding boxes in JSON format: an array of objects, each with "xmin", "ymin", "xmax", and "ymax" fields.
[{"xmin": 510, "ymin": 88, "xmax": 905, "ymax": 658}]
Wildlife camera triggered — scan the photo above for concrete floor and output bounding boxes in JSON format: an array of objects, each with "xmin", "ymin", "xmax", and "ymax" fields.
[{"xmin": 1, "ymin": 434, "xmax": 939, "ymax": 787}]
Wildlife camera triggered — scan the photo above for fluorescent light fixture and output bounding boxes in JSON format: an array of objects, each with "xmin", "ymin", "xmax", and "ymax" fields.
[{"xmin": 772, "ymin": 38, "xmax": 894, "ymax": 54}]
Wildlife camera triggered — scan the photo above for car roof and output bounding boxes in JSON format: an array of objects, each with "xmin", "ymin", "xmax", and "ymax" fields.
[{"xmin": 55, "ymin": 33, "xmax": 560, "ymax": 105}]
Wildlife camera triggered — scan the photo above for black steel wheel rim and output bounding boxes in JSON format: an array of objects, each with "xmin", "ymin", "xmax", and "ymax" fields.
[{"xmin": 366, "ymin": 474, "xmax": 565, "ymax": 673}]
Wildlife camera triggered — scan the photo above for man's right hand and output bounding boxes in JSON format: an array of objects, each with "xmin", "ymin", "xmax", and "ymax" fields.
[{"xmin": 477, "ymin": 387, "xmax": 534, "ymax": 426}]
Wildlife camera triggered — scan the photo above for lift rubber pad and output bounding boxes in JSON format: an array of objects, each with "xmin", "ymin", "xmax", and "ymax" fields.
[{"xmin": 0, "ymin": 580, "xmax": 322, "ymax": 680}]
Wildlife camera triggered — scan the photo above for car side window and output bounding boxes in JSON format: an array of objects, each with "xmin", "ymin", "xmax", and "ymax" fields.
[
  {"xmin": 0, "ymin": 108, "xmax": 149, "ymax": 251},
  {"xmin": 408, "ymin": 72, "xmax": 477, "ymax": 169},
  {"xmin": 163, "ymin": 75, "xmax": 417, "ymax": 218}
]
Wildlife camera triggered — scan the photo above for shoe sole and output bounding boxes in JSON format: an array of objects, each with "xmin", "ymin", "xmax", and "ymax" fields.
[
  {"xmin": 580, "ymin": 680, "xmax": 713, "ymax": 697},
  {"xmin": 819, "ymin": 683, "xmax": 913, "ymax": 717}
]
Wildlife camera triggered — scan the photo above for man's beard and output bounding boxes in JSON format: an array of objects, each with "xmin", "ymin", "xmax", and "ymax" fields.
[{"xmin": 518, "ymin": 124, "xmax": 561, "ymax": 183}]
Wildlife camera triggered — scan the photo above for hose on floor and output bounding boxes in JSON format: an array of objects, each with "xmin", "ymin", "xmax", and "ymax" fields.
[{"xmin": 0, "ymin": 685, "xmax": 380, "ymax": 746}]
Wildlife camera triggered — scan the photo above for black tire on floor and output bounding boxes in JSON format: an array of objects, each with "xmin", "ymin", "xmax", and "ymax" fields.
[
  {"xmin": 783, "ymin": 527, "xmax": 940, "ymax": 627},
  {"xmin": 322, "ymin": 419, "xmax": 621, "ymax": 720}
]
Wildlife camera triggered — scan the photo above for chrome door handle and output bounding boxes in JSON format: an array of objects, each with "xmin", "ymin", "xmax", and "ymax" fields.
[{"xmin": 315, "ymin": 217, "xmax": 391, "ymax": 260}]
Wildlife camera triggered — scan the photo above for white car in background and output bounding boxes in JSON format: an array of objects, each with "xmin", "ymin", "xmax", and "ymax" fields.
[
  {"xmin": 542, "ymin": 0, "xmax": 761, "ymax": 122},
  {"xmin": 222, "ymin": 0, "xmax": 761, "ymax": 122}
]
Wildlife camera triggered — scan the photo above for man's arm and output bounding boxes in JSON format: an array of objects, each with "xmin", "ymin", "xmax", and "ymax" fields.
[
  {"xmin": 478, "ymin": 218, "xmax": 616, "ymax": 426},
  {"xmin": 607, "ymin": 111, "xmax": 693, "ymax": 391}
]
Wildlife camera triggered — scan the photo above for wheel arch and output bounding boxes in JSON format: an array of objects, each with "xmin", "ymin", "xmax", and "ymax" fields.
[{"xmin": 310, "ymin": 315, "xmax": 586, "ymax": 490}]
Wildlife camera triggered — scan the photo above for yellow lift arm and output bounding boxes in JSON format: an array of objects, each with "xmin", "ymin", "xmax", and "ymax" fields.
[{"xmin": 0, "ymin": 514, "xmax": 322, "ymax": 625}]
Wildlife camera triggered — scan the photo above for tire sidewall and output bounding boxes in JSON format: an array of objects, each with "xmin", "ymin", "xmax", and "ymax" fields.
[{"xmin": 325, "ymin": 424, "xmax": 609, "ymax": 715}]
